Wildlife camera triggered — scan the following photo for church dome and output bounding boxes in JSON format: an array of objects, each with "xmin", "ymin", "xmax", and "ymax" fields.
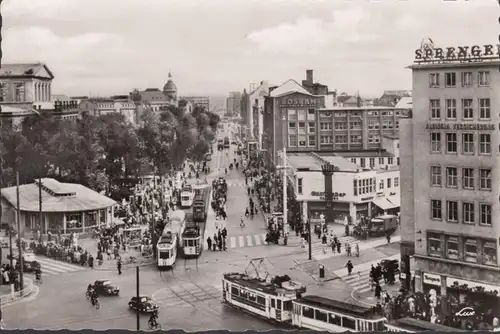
[{"xmin": 163, "ymin": 72, "xmax": 177, "ymax": 93}]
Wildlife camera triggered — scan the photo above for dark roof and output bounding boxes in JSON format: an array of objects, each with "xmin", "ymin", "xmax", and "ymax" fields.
[
  {"xmin": 182, "ymin": 226, "xmax": 200, "ymax": 238},
  {"xmin": 297, "ymin": 295, "xmax": 383, "ymax": 320},
  {"xmin": 224, "ymin": 273, "xmax": 305, "ymax": 297},
  {"xmin": 0, "ymin": 63, "xmax": 54, "ymax": 79}
]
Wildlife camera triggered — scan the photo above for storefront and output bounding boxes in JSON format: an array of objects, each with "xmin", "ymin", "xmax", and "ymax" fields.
[
  {"xmin": 421, "ymin": 272, "xmax": 442, "ymax": 295},
  {"xmin": 307, "ymin": 201, "xmax": 351, "ymax": 224}
]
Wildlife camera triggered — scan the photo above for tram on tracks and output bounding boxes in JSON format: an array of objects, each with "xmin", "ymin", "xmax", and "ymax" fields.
[
  {"xmin": 157, "ymin": 210, "xmax": 186, "ymax": 269},
  {"xmin": 182, "ymin": 223, "xmax": 201, "ymax": 257},
  {"xmin": 222, "ymin": 258, "xmax": 387, "ymax": 332}
]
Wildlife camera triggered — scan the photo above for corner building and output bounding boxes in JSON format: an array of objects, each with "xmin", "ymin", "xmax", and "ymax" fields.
[{"xmin": 401, "ymin": 59, "xmax": 500, "ymax": 306}]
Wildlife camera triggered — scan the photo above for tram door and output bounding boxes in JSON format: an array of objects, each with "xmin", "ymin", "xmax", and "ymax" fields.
[
  {"xmin": 194, "ymin": 238, "xmax": 200, "ymax": 254},
  {"xmin": 269, "ymin": 298, "xmax": 277, "ymax": 319}
]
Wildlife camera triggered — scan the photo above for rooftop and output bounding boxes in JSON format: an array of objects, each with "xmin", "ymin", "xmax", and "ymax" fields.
[
  {"xmin": 223, "ymin": 272, "xmax": 306, "ymax": 297},
  {"xmin": 297, "ymin": 295, "xmax": 383, "ymax": 320},
  {"xmin": 322, "ymin": 150, "xmax": 394, "ymax": 158},
  {"xmin": 407, "ymin": 60, "xmax": 500, "ymax": 70},
  {"xmin": 269, "ymin": 79, "xmax": 312, "ymax": 98},
  {"xmin": 395, "ymin": 97, "xmax": 412, "ymax": 109},
  {"xmin": 0, "ymin": 63, "xmax": 54, "ymax": 79},
  {"xmin": 1, "ymin": 178, "xmax": 116, "ymax": 212},
  {"xmin": 286, "ymin": 152, "xmax": 360, "ymax": 173}
]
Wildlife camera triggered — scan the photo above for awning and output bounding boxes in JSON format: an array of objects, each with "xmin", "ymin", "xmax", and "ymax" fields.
[
  {"xmin": 372, "ymin": 197, "xmax": 398, "ymax": 211},
  {"xmin": 388, "ymin": 195, "xmax": 401, "ymax": 208}
]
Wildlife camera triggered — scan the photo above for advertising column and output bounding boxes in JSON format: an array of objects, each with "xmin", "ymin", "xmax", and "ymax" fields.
[{"xmin": 321, "ymin": 163, "xmax": 335, "ymax": 225}]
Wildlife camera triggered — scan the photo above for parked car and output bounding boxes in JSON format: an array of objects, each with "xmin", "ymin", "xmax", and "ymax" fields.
[
  {"xmin": 93, "ymin": 279, "xmax": 120, "ymax": 296},
  {"xmin": 9, "ymin": 251, "xmax": 40, "ymax": 273},
  {"xmin": 128, "ymin": 296, "xmax": 159, "ymax": 313}
]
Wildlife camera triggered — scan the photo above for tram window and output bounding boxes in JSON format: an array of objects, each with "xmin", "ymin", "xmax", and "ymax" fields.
[
  {"xmin": 303, "ymin": 307, "xmax": 314, "ymax": 319},
  {"xmin": 248, "ymin": 293, "xmax": 257, "ymax": 303},
  {"xmin": 343, "ymin": 317, "xmax": 356, "ymax": 330},
  {"xmin": 315, "ymin": 309, "xmax": 328, "ymax": 322},
  {"xmin": 277, "ymin": 300, "xmax": 282, "ymax": 310},
  {"xmin": 257, "ymin": 296, "xmax": 266, "ymax": 305},
  {"xmin": 159, "ymin": 251, "xmax": 170, "ymax": 259},
  {"xmin": 231, "ymin": 287, "xmax": 239, "ymax": 296},
  {"xmin": 283, "ymin": 301, "xmax": 293, "ymax": 311},
  {"xmin": 240, "ymin": 290, "xmax": 248, "ymax": 298},
  {"xmin": 328, "ymin": 313, "xmax": 342, "ymax": 326},
  {"xmin": 271, "ymin": 299, "xmax": 275, "ymax": 308}
]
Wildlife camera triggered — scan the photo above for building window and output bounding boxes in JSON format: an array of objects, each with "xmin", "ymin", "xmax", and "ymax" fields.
[
  {"xmin": 298, "ymin": 135, "xmax": 306, "ymax": 147},
  {"xmin": 446, "ymin": 133, "xmax": 457, "ymax": 153},
  {"xmin": 479, "ymin": 134, "xmax": 491, "ymax": 154},
  {"xmin": 430, "ymin": 132, "xmax": 441, "ymax": 153},
  {"xmin": 379, "ymin": 157, "xmax": 384, "ymax": 165},
  {"xmin": 461, "ymin": 72, "xmax": 473, "ymax": 87},
  {"xmin": 463, "ymin": 202, "xmax": 475, "ymax": 224},
  {"xmin": 445, "ymin": 72, "xmax": 456, "ymax": 87},
  {"xmin": 445, "ymin": 99, "xmax": 457, "ymax": 119},
  {"xmin": 288, "ymin": 122, "xmax": 296, "ymax": 131},
  {"xmin": 308, "ymin": 122, "xmax": 315, "ymax": 133},
  {"xmin": 320, "ymin": 135, "xmax": 332, "ymax": 144},
  {"xmin": 15, "ymin": 83, "xmax": 25, "ymax": 102},
  {"xmin": 320, "ymin": 122, "xmax": 332, "ymax": 130},
  {"xmin": 308, "ymin": 135, "xmax": 315, "ymax": 147},
  {"xmin": 397, "ymin": 157, "xmax": 400, "ymax": 165},
  {"xmin": 446, "ymin": 167, "xmax": 458, "ymax": 188},
  {"xmin": 334, "ymin": 135, "xmax": 346, "ymax": 143},
  {"xmin": 350, "ymin": 135, "xmax": 361, "ymax": 144},
  {"xmin": 394, "ymin": 177, "xmax": 399, "ymax": 187},
  {"xmin": 387, "ymin": 178, "xmax": 392, "ymax": 188},
  {"xmin": 297, "ymin": 178, "xmax": 303, "ymax": 195},
  {"xmin": 446, "ymin": 236, "xmax": 459, "ymax": 260},
  {"xmin": 298, "ymin": 122, "xmax": 306, "ymax": 134},
  {"xmin": 335, "ymin": 122, "xmax": 347, "ymax": 130},
  {"xmin": 369, "ymin": 158, "xmax": 375, "ymax": 168},
  {"xmin": 431, "ymin": 200, "xmax": 442, "ymax": 220},
  {"xmin": 360, "ymin": 158, "xmax": 366, "ymax": 168},
  {"xmin": 462, "ymin": 168, "xmax": 474, "ymax": 189},
  {"xmin": 462, "ymin": 133, "xmax": 474, "ymax": 154},
  {"xmin": 379, "ymin": 179, "xmax": 384, "ymax": 190},
  {"xmin": 480, "ymin": 203, "xmax": 492, "ymax": 226},
  {"xmin": 431, "ymin": 166, "xmax": 442, "ymax": 186},
  {"xmin": 351, "ymin": 158, "xmax": 356, "ymax": 164},
  {"xmin": 479, "ymin": 169, "xmax": 492, "ymax": 190},
  {"xmin": 430, "ymin": 99, "xmax": 441, "ymax": 119},
  {"xmin": 464, "ymin": 239, "xmax": 478, "ymax": 263},
  {"xmin": 288, "ymin": 135, "xmax": 297, "ymax": 147},
  {"xmin": 388, "ymin": 157, "xmax": 393, "ymax": 165},
  {"xmin": 483, "ymin": 241, "xmax": 497, "ymax": 266},
  {"xmin": 446, "ymin": 201, "xmax": 458, "ymax": 223},
  {"xmin": 429, "ymin": 73, "xmax": 440, "ymax": 87},
  {"xmin": 428, "ymin": 232, "xmax": 442, "ymax": 256},
  {"xmin": 479, "ymin": 98, "xmax": 490, "ymax": 119},
  {"xmin": 478, "ymin": 71, "xmax": 490, "ymax": 87},
  {"xmin": 462, "ymin": 99, "xmax": 473, "ymax": 119}
]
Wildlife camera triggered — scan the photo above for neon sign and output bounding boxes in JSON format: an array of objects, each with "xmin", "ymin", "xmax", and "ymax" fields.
[{"xmin": 414, "ymin": 44, "xmax": 499, "ymax": 64}]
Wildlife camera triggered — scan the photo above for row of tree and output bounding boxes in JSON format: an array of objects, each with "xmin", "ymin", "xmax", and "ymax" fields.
[{"xmin": 0, "ymin": 105, "xmax": 220, "ymax": 199}]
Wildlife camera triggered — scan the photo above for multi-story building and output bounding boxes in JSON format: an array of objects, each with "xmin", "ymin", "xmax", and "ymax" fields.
[
  {"xmin": 283, "ymin": 152, "xmax": 400, "ymax": 225},
  {"xmin": 226, "ymin": 91, "xmax": 242, "ymax": 117},
  {"xmin": 180, "ymin": 96, "xmax": 210, "ymax": 112},
  {"xmin": 240, "ymin": 81, "xmax": 269, "ymax": 146},
  {"xmin": 400, "ymin": 43, "xmax": 500, "ymax": 302},
  {"xmin": 78, "ymin": 98, "xmax": 137, "ymax": 125}
]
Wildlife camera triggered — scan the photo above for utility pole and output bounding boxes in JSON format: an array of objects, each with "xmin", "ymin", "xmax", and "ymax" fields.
[
  {"xmin": 308, "ymin": 220, "xmax": 312, "ymax": 260},
  {"xmin": 282, "ymin": 146, "xmax": 287, "ymax": 237},
  {"xmin": 136, "ymin": 266, "xmax": 140, "ymax": 330},
  {"xmin": 16, "ymin": 172, "xmax": 23, "ymax": 292}
]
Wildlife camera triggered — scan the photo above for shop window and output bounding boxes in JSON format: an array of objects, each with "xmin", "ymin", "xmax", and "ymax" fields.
[
  {"xmin": 464, "ymin": 238, "xmax": 478, "ymax": 263},
  {"xmin": 446, "ymin": 236, "xmax": 459, "ymax": 260},
  {"xmin": 428, "ymin": 232, "xmax": 442, "ymax": 257},
  {"xmin": 315, "ymin": 309, "xmax": 328, "ymax": 322},
  {"xmin": 482, "ymin": 241, "xmax": 497, "ymax": 266}
]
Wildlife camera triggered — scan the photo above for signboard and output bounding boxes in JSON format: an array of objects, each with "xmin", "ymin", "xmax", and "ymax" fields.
[
  {"xmin": 278, "ymin": 94, "xmax": 322, "ymax": 108},
  {"xmin": 426, "ymin": 123, "xmax": 495, "ymax": 131},
  {"xmin": 423, "ymin": 273, "xmax": 441, "ymax": 286},
  {"xmin": 415, "ymin": 43, "xmax": 499, "ymax": 64},
  {"xmin": 455, "ymin": 307, "xmax": 475, "ymax": 318},
  {"xmin": 311, "ymin": 191, "xmax": 346, "ymax": 200}
]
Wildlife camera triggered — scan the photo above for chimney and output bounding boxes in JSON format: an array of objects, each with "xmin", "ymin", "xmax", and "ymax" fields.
[{"xmin": 306, "ymin": 70, "xmax": 313, "ymax": 84}]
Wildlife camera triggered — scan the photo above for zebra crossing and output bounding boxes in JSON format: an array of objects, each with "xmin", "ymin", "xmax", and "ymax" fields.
[
  {"xmin": 309, "ymin": 235, "xmax": 358, "ymax": 260},
  {"xmin": 204, "ymin": 233, "xmax": 269, "ymax": 249},
  {"xmin": 35, "ymin": 256, "xmax": 87, "ymax": 276}
]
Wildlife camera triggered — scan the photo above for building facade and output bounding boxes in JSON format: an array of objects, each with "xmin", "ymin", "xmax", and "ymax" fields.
[
  {"xmin": 401, "ymin": 48, "xmax": 500, "ymax": 302},
  {"xmin": 180, "ymin": 96, "xmax": 210, "ymax": 112},
  {"xmin": 284, "ymin": 152, "xmax": 400, "ymax": 225},
  {"xmin": 226, "ymin": 91, "xmax": 242, "ymax": 117}
]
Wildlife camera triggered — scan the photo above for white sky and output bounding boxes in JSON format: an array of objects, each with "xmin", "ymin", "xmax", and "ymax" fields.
[{"xmin": 2, "ymin": 0, "xmax": 497, "ymax": 97}]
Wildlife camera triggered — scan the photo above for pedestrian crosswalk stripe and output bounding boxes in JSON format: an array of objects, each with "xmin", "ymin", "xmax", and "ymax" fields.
[
  {"xmin": 230, "ymin": 237, "xmax": 236, "ymax": 248},
  {"xmin": 340, "ymin": 269, "xmax": 388, "ymax": 294},
  {"xmin": 246, "ymin": 235, "xmax": 253, "ymax": 247},
  {"xmin": 238, "ymin": 236, "xmax": 245, "ymax": 248},
  {"xmin": 35, "ymin": 256, "xmax": 86, "ymax": 276},
  {"xmin": 254, "ymin": 234, "xmax": 261, "ymax": 246},
  {"xmin": 307, "ymin": 236, "xmax": 358, "ymax": 260}
]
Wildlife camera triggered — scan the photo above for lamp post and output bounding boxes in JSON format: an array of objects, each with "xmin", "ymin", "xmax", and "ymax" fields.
[{"xmin": 321, "ymin": 163, "xmax": 336, "ymax": 227}]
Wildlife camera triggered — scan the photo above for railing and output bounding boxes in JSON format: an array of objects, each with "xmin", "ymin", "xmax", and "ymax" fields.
[{"xmin": 0, "ymin": 277, "xmax": 34, "ymax": 306}]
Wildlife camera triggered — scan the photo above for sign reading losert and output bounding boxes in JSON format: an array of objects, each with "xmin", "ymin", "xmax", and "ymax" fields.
[
  {"xmin": 426, "ymin": 123, "xmax": 495, "ymax": 131},
  {"xmin": 415, "ymin": 44, "xmax": 499, "ymax": 64}
]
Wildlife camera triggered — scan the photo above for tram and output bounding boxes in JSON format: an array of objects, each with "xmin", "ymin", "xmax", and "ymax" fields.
[
  {"xmin": 385, "ymin": 317, "xmax": 465, "ymax": 332},
  {"xmin": 157, "ymin": 210, "xmax": 186, "ymax": 269},
  {"xmin": 180, "ymin": 185, "xmax": 194, "ymax": 208},
  {"xmin": 182, "ymin": 223, "xmax": 202, "ymax": 257}
]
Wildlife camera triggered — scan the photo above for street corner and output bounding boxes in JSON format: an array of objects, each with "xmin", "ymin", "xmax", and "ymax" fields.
[
  {"xmin": 293, "ymin": 258, "xmax": 340, "ymax": 283},
  {"xmin": 318, "ymin": 250, "xmax": 389, "ymax": 272},
  {"xmin": 1, "ymin": 281, "xmax": 40, "ymax": 308},
  {"xmin": 374, "ymin": 241, "xmax": 402, "ymax": 257},
  {"xmin": 351, "ymin": 280, "xmax": 402, "ymax": 307}
]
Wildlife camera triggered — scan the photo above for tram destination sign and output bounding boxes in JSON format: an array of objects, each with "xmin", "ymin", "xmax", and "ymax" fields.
[
  {"xmin": 426, "ymin": 123, "xmax": 495, "ymax": 131},
  {"xmin": 414, "ymin": 44, "xmax": 499, "ymax": 64}
]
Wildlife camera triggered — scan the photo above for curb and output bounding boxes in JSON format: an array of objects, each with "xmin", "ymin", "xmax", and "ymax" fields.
[
  {"xmin": 293, "ymin": 259, "xmax": 340, "ymax": 283},
  {"xmin": 93, "ymin": 260, "xmax": 154, "ymax": 271},
  {"xmin": 0, "ymin": 277, "xmax": 35, "ymax": 306}
]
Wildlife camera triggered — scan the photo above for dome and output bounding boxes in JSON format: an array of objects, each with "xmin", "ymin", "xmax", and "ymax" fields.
[{"xmin": 163, "ymin": 72, "xmax": 177, "ymax": 93}]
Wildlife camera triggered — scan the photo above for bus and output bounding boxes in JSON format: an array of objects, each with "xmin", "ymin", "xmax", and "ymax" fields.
[{"xmin": 157, "ymin": 210, "xmax": 186, "ymax": 269}]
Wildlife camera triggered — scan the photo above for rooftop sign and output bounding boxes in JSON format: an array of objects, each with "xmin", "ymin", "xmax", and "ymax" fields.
[{"xmin": 414, "ymin": 43, "xmax": 499, "ymax": 64}]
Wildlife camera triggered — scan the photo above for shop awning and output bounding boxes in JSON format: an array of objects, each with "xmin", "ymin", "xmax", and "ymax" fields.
[
  {"xmin": 372, "ymin": 197, "xmax": 398, "ymax": 211},
  {"xmin": 388, "ymin": 196, "xmax": 401, "ymax": 208}
]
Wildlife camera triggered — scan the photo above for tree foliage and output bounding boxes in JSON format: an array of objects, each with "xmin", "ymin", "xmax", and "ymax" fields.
[{"xmin": 0, "ymin": 105, "xmax": 220, "ymax": 195}]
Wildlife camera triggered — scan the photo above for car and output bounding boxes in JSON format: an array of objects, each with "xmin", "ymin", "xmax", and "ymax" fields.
[
  {"xmin": 9, "ymin": 252, "xmax": 40, "ymax": 273},
  {"xmin": 128, "ymin": 296, "xmax": 159, "ymax": 313},
  {"xmin": 93, "ymin": 279, "xmax": 120, "ymax": 296}
]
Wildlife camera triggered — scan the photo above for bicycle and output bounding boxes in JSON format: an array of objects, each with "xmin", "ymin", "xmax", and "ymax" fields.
[
  {"xmin": 85, "ymin": 290, "xmax": 91, "ymax": 299},
  {"xmin": 35, "ymin": 276, "xmax": 43, "ymax": 284},
  {"xmin": 91, "ymin": 298, "xmax": 100, "ymax": 309},
  {"xmin": 148, "ymin": 318, "xmax": 161, "ymax": 330}
]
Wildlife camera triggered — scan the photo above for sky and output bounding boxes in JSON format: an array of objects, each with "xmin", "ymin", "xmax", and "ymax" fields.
[{"xmin": 2, "ymin": 0, "xmax": 497, "ymax": 98}]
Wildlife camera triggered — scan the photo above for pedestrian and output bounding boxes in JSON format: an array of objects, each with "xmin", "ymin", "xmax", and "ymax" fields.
[
  {"xmin": 336, "ymin": 242, "xmax": 341, "ymax": 254},
  {"xmin": 355, "ymin": 243, "xmax": 360, "ymax": 257},
  {"xmin": 375, "ymin": 282, "xmax": 382, "ymax": 299},
  {"xmin": 207, "ymin": 237, "xmax": 212, "ymax": 251},
  {"xmin": 346, "ymin": 260, "xmax": 353, "ymax": 276},
  {"xmin": 117, "ymin": 259, "xmax": 122, "ymax": 275},
  {"xmin": 88, "ymin": 255, "xmax": 94, "ymax": 269},
  {"xmin": 386, "ymin": 234, "xmax": 391, "ymax": 244}
]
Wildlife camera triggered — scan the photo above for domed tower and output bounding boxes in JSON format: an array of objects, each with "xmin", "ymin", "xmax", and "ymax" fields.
[{"xmin": 163, "ymin": 71, "xmax": 177, "ymax": 103}]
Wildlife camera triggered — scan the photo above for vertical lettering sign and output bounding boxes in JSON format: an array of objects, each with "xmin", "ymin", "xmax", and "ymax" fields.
[{"xmin": 414, "ymin": 44, "xmax": 499, "ymax": 64}]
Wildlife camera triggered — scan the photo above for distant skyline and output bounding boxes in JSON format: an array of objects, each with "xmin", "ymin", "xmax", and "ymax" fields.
[{"xmin": 2, "ymin": 0, "xmax": 497, "ymax": 97}]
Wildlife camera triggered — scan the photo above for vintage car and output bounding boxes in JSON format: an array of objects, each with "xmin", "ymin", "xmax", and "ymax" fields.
[
  {"xmin": 128, "ymin": 296, "xmax": 159, "ymax": 313},
  {"xmin": 10, "ymin": 252, "xmax": 40, "ymax": 273},
  {"xmin": 93, "ymin": 279, "xmax": 120, "ymax": 296}
]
